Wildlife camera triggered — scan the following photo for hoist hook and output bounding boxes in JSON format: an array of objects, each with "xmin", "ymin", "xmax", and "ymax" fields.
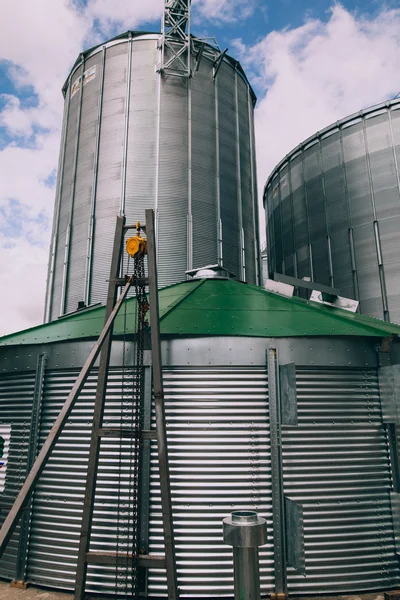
[{"xmin": 126, "ymin": 221, "xmax": 147, "ymax": 258}]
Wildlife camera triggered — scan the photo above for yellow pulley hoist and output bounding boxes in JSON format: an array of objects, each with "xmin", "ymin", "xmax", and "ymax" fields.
[{"xmin": 126, "ymin": 221, "xmax": 147, "ymax": 258}]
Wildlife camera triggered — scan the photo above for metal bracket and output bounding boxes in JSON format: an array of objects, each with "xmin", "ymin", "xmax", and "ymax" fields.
[
  {"xmin": 379, "ymin": 364, "xmax": 400, "ymax": 423},
  {"xmin": 213, "ymin": 49, "xmax": 228, "ymax": 79},
  {"xmin": 194, "ymin": 42, "xmax": 205, "ymax": 72},
  {"xmin": 391, "ymin": 492, "xmax": 400, "ymax": 556},
  {"xmin": 279, "ymin": 363, "xmax": 298, "ymax": 427},
  {"xmin": 284, "ymin": 498, "xmax": 305, "ymax": 575}
]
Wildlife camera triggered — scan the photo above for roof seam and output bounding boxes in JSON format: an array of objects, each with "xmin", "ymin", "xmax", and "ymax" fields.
[{"xmin": 158, "ymin": 278, "xmax": 207, "ymax": 323}]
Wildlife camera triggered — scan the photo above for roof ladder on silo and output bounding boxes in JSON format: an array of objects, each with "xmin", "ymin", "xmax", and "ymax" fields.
[
  {"xmin": 157, "ymin": 0, "xmax": 192, "ymax": 77},
  {"xmin": 0, "ymin": 210, "xmax": 178, "ymax": 600}
]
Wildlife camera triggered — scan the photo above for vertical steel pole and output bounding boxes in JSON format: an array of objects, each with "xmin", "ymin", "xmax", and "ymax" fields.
[
  {"xmin": 145, "ymin": 208, "xmax": 178, "ymax": 600},
  {"xmin": 268, "ymin": 348, "xmax": 288, "ymax": 599},
  {"xmin": 44, "ymin": 77, "xmax": 71, "ymax": 323},
  {"xmin": 235, "ymin": 70, "xmax": 244, "ymax": 281},
  {"xmin": 248, "ymin": 88, "xmax": 260, "ymax": 286},
  {"xmin": 74, "ymin": 215, "xmax": 126, "ymax": 600},
  {"xmin": 84, "ymin": 45, "xmax": 106, "ymax": 307},
  {"xmin": 137, "ymin": 363, "xmax": 153, "ymax": 597},
  {"xmin": 215, "ymin": 75, "xmax": 222, "ymax": 267},
  {"xmin": 60, "ymin": 56, "xmax": 85, "ymax": 316}
]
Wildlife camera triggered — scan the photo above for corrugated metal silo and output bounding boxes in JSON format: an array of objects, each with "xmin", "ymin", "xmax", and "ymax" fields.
[
  {"xmin": 44, "ymin": 32, "xmax": 260, "ymax": 322},
  {"xmin": 264, "ymin": 99, "xmax": 400, "ymax": 323}
]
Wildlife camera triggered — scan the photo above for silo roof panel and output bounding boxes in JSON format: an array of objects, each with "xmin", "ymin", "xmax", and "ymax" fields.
[{"xmin": 1, "ymin": 279, "xmax": 400, "ymax": 346}]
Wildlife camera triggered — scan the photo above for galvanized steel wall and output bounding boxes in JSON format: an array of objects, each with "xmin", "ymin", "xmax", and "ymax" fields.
[
  {"xmin": 284, "ymin": 367, "xmax": 399, "ymax": 594},
  {"xmin": 264, "ymin": 100, "xmax": 400, "ymax": 323},
  {"xmin": 27, "ymin": 367, "xmax": 151, "ymax": 595},
  {"xmin": 1, "ymin": 339, "xmax": 399, "ymax": 596},
  {"xmin": 45, "ymin": 33, "xmax": 259, "ymax": 322},
  {"xmin": 148, "ymin": 368, "xmax": 274, "ymax": 596},
  {"xmin": 0, "ymin": 372, "xmax": 36, "ymax": 580}
]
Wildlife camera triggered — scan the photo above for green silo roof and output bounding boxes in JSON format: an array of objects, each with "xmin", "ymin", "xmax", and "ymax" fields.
[{"xmin": 1, "ymin": 278, "xmax": 400, "ymax": 347}]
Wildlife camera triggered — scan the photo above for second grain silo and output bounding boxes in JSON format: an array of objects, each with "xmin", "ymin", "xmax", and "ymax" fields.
[
  {"xmin": 264, "ymin": 99, "xmax": 400, "ymax": 324},
  {"xmin": 44, "ymin": 11, "xmax": 260, "ymax": 322}
]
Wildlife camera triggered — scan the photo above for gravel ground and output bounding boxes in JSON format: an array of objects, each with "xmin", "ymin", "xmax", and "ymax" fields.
[
  {"xmin": 0, "ymin": 581, "xmax": 72, "ymax": 600},
  {"xmin": 0, "ymin": 582, "xmax": 393, "ymax": 600}
]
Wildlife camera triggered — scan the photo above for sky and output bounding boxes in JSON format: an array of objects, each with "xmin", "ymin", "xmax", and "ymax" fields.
[{"xmin": 0, "ymin": 0, "xmax": 400, "ymax": 336}]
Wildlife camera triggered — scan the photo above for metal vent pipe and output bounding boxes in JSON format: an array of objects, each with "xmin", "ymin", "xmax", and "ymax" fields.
[{"xmin": 223, "ymin": 510, "xmax": 268, "ymax": 600}]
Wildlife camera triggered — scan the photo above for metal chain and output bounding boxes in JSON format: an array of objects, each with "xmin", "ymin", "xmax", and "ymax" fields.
[
  {"xmin": 114, "ymin": 251, "xmax": 147, "ymax": 598},
  {"xmin": 131, "ymin": 252, "xmax": 147, "ymax": 596},
  {"xmin": 115, "ymin": 255, "xmax": 132, "ymax": 599}
]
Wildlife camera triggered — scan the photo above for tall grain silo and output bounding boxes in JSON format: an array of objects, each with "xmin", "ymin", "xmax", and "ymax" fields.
[
  {"xmin": 44, "ymin": 29, "xmax": 260, "ymax": 323},
  {"xmin": 264, "ymin": 99, "xmax": 400, "ymax": 323}
]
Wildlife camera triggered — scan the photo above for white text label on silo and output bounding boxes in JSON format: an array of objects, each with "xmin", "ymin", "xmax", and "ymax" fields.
[{"xmin": 71, "ymin": 65, "xmax": 97, "ymax": 98}]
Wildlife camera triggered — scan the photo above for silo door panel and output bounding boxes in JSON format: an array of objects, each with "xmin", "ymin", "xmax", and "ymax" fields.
[{"xmin": 281, "ymin": 367, "xmax": 400, "ymax": 595}]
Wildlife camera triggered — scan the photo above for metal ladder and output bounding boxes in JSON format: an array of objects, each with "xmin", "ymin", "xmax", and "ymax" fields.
[
  {"xmin": 0, "ymin": 210, "xmax": 178, "ymax": 600},
  {"xmin": 74, "ymin": 211, "xmax": 178, "ymax": 600}
]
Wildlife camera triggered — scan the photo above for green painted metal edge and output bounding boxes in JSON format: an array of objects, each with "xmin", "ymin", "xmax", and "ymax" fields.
[{"xmin": 1, "ymin": 278, "xmax": 400, "ymax": 347}]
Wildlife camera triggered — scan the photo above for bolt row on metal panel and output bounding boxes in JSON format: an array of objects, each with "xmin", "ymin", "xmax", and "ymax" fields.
[
  {"xmin": 44, "ymin": 33, "xmax": 260, "ymax": 322},
  {"xmin": 264, "ymin": 100, "xmax": 400, "ymax": 324}
]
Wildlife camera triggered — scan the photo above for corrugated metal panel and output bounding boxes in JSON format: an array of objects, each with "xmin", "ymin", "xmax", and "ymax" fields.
[
  {"xmin": 50, "ymin": 77, "xmax": 80, "ymax": 320},
  {"xmin": 264, "ymin": 100, "xmax": 400, "ymax": 323},
  {"xmin": 124, "ymin": 41, "xmax": 158, "ymax": 223},
  {"xmin": 0, "ymin": 372, "xmax": 36, "ymax": 579},
  {"xmin": 218, "ymin": 63, "xmax": 240, "ymax": 279},
  {"xmin": 121, "ymin": 40, "xmax": 158, "ymax": 292},
  {"xmin": 237, "ymin": 76, "xmax": 256, "ymax": 283},
  {"xmin": 283, "ymin": 367, "xmax": 400, "ymax": 594},
  {"xmin": 66, "ymin": 53, "xmax": 102, "ymax": 314},
  {"xmin": 90, "ymin": 43, "xmax": 127, "ymax": 306},
  {"xmin": 157, "ymin": 65, "xmax": 189, "ymax": 287},
  {"xmin": 191, "ymin": 56, "xmax": 218, "ymax": 269},
  {"xmin": 148, "ymin": 368, "xmax": 274, "ymax": 597},
  {"xmin": 27, "ymin": 368, "xmax": 146, "ymax": 594}
]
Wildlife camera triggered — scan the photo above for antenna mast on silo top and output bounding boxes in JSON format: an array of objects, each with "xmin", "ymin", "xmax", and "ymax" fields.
[{"xmin": 158, "ymin": 0, "xmax": 191, "ymax": 77}]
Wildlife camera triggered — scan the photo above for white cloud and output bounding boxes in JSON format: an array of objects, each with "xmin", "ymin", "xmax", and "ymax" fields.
[
  {"xmin": 192, "ymin": 0, "xmax": 261, "ymax": 24},
  {"xmin": 237, "ymin": 4, "xmax": 400, "ymax": 239},
  {"xmin": 86, "ymin": 0, "xmax": 163, "ymax": 35},
  {"xmin": 0, "ymin": 0, "xmax": 165, "ymax": 336},
  {"xmin": 1, "ymin": 1, "xmax": 400, "ymax": 335},
  {"xmin": 0, "ymin": 236, "xmax": 49, "ymax": 332}
]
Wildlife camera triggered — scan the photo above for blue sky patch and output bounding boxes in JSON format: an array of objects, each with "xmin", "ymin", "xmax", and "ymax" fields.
[
  {"xmin": 0, "ymin": 199, "xmax": 49, "ymax": 247},
  {"xmin": 43, "ymin": 169, "xmax": 57, "ymax": 190},
  {"xmin": 0, "ymin": 61, "xmax": 39, "ymax": 109}
]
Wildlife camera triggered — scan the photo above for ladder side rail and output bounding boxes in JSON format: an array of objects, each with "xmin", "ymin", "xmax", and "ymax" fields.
[
  {"xmin": 0, "ymin": 275, "xmax": 132, "ymax": 559},
  {"xmin": 74, "ymin": 215, "xmax": 126, "ymax": 600},
  {"xmin": 145, "ymin": 208, "xmax": 179, "ymax": 600}
]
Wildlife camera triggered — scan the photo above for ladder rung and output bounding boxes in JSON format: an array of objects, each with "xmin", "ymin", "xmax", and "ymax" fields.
[
  {"xmin": 98, "ymin": 428, "xmax": 157, "ymax": 440},
  {"xmin": 86, "ymin": 551, "xmax": 165, "ymax": 568}
]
